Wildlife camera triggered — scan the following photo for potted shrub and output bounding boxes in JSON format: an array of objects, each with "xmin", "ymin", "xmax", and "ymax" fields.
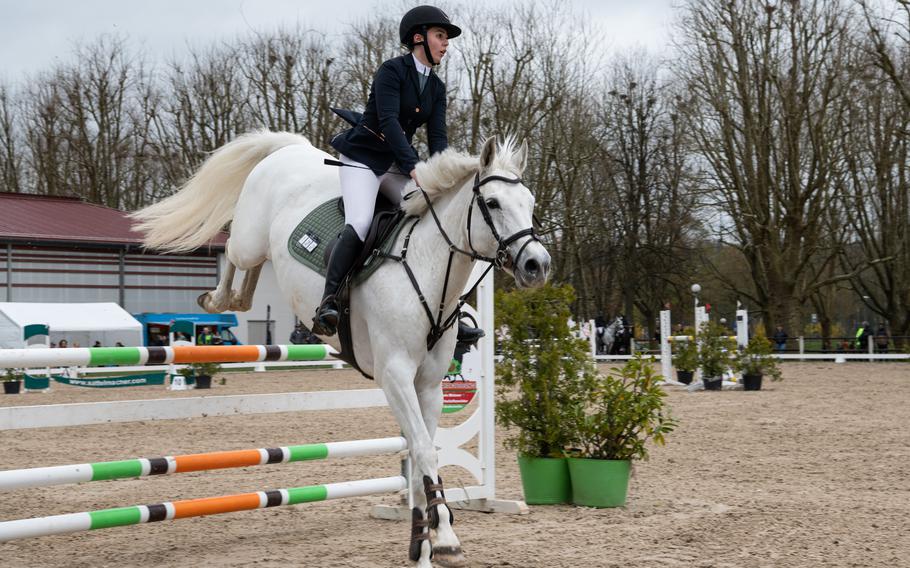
[
  {"xmin": 184, "ymin": 362, "xmax": 222, "ymax": 389},
  {"xmin": 566, "ymin": 355, "xmax": 677, "ymax": 507},
  {"xmin": 697, "ymin": 321, "xmax": 737, "ymax": 390},
  {"xmin": 671, "ymin": 331, "xmax": 698, "ymax": 384},
  {"xmin": 733, "ymin": 335, "xmax": 783, "ymax": 391},
  {"xmin": 2, "ymin": 368, "xmax": 24, "ymax": 395},
  {"xmin": 495, "ymin": 284, "xmax": 593, "ymax": 505}
]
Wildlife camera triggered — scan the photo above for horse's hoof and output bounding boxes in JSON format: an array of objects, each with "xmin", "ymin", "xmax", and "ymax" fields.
[
  {"xmin": 431, "ymin": 546, "xmax": 466, "ymax": 567},
  {"xmin": 196, "ymin": 292, "xmax": 211, "ymax": 311}
]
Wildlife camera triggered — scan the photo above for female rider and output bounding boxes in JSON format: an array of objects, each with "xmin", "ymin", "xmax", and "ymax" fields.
[{"xmin": 312, "ymin": 5, "xmax": 461, "ymax": 336}]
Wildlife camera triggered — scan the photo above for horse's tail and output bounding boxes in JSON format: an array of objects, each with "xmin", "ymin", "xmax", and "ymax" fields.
[{"xmin": 130, "ymin": 129, "xmax": 310, "ymax": 253}]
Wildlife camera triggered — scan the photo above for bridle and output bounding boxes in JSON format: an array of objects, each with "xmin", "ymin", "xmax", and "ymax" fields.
[{"xmin": 377, "ymin": 171, "xmax": 541, "ymax": 350}]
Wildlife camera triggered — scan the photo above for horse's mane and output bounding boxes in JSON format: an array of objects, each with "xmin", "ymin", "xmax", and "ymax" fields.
[{"xmin": 403, "ymin": 136, "xmax": 525, "ymax": 217}]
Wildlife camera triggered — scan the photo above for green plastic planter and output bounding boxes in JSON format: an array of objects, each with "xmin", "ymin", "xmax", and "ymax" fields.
[
  {"xmin": 517, "ymin": 455, "xmax": 571, "ymax": 505},
  {"xmin": 567, "ymin": 458, "xmax": 630, "ymax": 508}
]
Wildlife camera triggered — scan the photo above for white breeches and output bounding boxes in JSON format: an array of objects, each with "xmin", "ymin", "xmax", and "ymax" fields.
[{"xmin": 339, "ymin": 154, "xmax": 411, "ymax": 240}]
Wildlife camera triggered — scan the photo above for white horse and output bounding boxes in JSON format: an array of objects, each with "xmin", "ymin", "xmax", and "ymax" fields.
[
  {"xmin": 597, "ymin": 316, "xmax": 624, "ymax": 355},
  {"xmin": 131, "ymin": 130, "xmax": 550, "ymax": 567}
]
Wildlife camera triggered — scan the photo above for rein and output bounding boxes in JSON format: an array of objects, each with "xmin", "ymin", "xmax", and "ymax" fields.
[{"xmin": 378, "ymin": 171, "xmax": 540, "ymax": 351}]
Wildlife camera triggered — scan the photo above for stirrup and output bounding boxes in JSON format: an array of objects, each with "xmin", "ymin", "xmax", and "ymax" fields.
[
  {"xmin": 456, "ymin": 321, "xmax": 485, "ymax": 347},
  {"xmin": 311, "ymin": 298, "xmax": 339, "ymax": 336}
]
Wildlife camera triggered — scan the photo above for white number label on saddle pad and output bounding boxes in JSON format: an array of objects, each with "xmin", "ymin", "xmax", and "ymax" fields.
[{"xmin": 298, "ymin": 231, "xmax": 320, "ymax": 253}]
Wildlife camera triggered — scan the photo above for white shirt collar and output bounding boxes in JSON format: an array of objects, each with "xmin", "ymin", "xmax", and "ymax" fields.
[{"xmin": 412, "ymin": 53, "xmax": 431, "ymax": 76}]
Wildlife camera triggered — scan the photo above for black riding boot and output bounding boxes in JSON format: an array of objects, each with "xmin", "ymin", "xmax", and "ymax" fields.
[{"xmin": 312, "ymin": 225, "xmax": 362, "ymax": 336}]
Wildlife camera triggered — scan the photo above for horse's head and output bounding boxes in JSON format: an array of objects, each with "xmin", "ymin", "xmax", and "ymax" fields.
[{"xmin": 468, "ymin": 137, "xmax": 550, "ymax": 289}]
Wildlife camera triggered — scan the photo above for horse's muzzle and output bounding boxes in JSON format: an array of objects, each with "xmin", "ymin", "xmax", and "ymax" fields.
[{"xmin": 513, "ymin": 243, "xmax": 550, "ymax": 289}]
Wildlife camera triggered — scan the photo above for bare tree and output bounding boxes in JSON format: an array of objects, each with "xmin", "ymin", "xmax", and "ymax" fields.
[
  {"xmin": 857, "ymin": 0, "xmax": 910, "ymax": 110},
  {"xmin": 19, "ymin": 69, "xmax": 71, "ymax": 197},
  {"xmin": 839, "ymin": 47, "xmax": 910, "ymax": 342},
  {"xmin": 0, "ymin": 84, "xmax": 21, "ymax": 192},
  {"xmin": 594, "ymin": 56, "xmax": 701, "ymax": 331},
  {"xmin": 153, "ymin": 43, "xmax": 250, "ymax": 188},
  {"xmin": 675, "ymin": 0, "xmax": 858, "ymax": 334}
]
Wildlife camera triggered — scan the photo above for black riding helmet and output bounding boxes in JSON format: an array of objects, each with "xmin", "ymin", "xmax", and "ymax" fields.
[{"xmin": 399, "ymin": 5, "xmax": 461, "ymax": 66}]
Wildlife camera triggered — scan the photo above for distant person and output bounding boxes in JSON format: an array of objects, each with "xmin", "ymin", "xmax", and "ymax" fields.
[
  {"xmin": 773, "ymin": 325, "xmax": 788, "ymax": 352},
  {"xmin": 197, "ymin": 326, "xmax": 215, "ymax": 345},
  {"xmin": 856, "ymin": 321, "xmax": 872, "ymax": 351},
  {"xmin": 58, "ymin": 339, "xmax": 69, "ymax": 349},
  {"xmin": 875, "ymin": 324, "xmax": 890, "ymax": 353},
  {"xmin": 92, "ymin": 341, "xmax": 102, "ymax": 348},
  {"xmin": 115, "ymin": 341, "xmax": 124, "ymax": 347},
  {"xmin": 72, "ymin": 341, "xmax": 81, "ymax": 348}
]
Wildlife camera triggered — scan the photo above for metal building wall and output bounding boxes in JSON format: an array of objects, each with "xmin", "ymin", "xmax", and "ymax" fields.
[{"xmin": 0, "ymin": 244, "xmax": 218, "ymax": 313}]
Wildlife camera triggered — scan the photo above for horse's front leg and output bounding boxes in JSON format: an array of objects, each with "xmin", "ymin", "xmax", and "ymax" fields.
[
  {"xmin": 378, "ymin": 356, "xmax": 463, "ymax": 568},
  {"xmin": 414, "ymin": 363, "xmax": 465, "ymax": 568}
]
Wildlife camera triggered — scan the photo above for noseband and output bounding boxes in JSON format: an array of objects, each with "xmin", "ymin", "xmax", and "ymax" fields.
[{"xmin": 377, "ymin": 171, "xmax": 540, "ymax": 350}]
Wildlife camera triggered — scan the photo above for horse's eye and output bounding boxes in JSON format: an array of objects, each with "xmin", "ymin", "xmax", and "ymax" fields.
[{"xmin": 486, "ymin": 199, "xmax": 500, "ymax": 210}]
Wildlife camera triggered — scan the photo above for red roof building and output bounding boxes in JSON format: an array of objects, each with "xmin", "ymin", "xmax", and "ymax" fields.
[
  {"xmin": 0, "ymin": 192, "xmax": 225, "ymax": 312},
  {"xmin": 0, "ymin": 192, "xmax": 226, "ymax": 248}
]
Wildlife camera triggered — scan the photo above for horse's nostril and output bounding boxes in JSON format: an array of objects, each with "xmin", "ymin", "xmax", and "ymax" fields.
[{"xmin": 524, "ymin": 259, "xmax": 539, "ymax": 274}]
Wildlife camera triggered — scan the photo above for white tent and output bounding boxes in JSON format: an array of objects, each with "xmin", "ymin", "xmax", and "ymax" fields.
[{"xmin": 0, "ymin": 303, "xmax": 143, "ymax": 349}]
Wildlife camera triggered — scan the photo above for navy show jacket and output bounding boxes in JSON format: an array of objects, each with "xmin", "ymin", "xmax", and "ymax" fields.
[{"xmin": 330, "ymin": 54, "xmax": 448, "ymax": 176}]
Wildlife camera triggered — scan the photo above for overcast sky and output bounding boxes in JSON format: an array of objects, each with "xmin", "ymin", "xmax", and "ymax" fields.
[{"xmin": 0, "ymin": 0, "xmax": 675, "ymax": 81}]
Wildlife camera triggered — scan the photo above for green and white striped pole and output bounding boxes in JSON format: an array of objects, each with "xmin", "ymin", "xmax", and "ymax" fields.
[
  {"xmin": 0, "ymin": 476, "xmax": 406, "ymax": 542},
  {"xmin": 0, "ymin": 437, "xmax": 407, "ymax": 492}
]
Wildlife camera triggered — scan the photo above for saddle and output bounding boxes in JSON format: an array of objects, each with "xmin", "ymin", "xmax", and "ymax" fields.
[{"xmin": 327, "ymin": 195, "xmax": 404, "ymax": 378}]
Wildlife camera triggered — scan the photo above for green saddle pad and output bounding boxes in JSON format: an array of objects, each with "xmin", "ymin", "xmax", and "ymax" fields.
[{"xmin": 287, "ymin": 198, "xmax": 406, "ymax": 286}]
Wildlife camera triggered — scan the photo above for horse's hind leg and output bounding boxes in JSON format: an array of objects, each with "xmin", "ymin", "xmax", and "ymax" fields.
[
  {"xmin": 198, "ymin": 260, "xmax": 236, "ymax": 313},
  {"xmin": 229, "ymin": 262, "xmax": 264, "ymax": 311}
]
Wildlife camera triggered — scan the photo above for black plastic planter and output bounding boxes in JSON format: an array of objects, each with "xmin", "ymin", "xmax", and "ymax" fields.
[
  {"xmin": 743, "ymin": 373, "xmax": 763, "ymax": 391},
  {"xmin": 703, "ymin": 376, "xmax": 723, "ymax": 391},
  {"xmin": 676, "ymin": 370, "xmax": 694, "ymax": 385},
  {"xmin": 3, "ymin": 380, "xmax": 22, "ymax": 394}
]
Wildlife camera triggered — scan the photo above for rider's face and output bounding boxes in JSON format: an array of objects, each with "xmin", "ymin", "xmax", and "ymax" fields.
[{"xmin": 414, "ymin": 26, "xmax": 449, "ymax": 64}]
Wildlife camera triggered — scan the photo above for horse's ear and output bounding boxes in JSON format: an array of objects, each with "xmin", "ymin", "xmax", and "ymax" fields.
[
  {"xmin": 480, "ymin": 136, "xmax": 497, "ymax": 171},
  {"xmin": 517, "ymin": 139, "xmax": 529, "ymax": 173}
]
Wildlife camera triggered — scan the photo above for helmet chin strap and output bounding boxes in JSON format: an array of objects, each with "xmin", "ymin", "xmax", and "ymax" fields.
[{"xmin": 414, "ymin": 25, "xmax": 436, "ymax": 66}]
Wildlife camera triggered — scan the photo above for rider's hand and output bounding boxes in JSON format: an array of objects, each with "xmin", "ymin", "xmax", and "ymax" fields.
[{"xmin": 410, "ymin": 169, "xmax": 420, "ymax": 186}]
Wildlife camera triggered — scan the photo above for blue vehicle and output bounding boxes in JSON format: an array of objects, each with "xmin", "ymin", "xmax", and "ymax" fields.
[{"xmin": 132, "ymin": 313, "xmax": 241, "ymax": 346}]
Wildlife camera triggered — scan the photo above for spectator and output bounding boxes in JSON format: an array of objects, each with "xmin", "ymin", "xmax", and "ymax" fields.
[
  {"xmin": 197, "ymin": 326, "xmax": 215, "ymax": 345},
  {"xmin": 58, "ymin": 339, "xmax": 69, "ymax": 348},
  {"xmin": 115, "ymin": 341, "xmax": 124, "ymax": 347},
  {"xmin": 72, "ymin": 341, "xmax": 81, "ymax": 348},
  {"xmin": 856, "ymin": 321, "xmax": 872, "ymax": 351},
  {"xmin": 92, "ymin": 341, "xmax": 102, "ymax": 348},
  {"xmin": 875, "ymin": 324, "xmax": 890, "ymax": 353},
  {"xmin": 772, "ymin": 325, "xmax": 788, "ymax": 352}
]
